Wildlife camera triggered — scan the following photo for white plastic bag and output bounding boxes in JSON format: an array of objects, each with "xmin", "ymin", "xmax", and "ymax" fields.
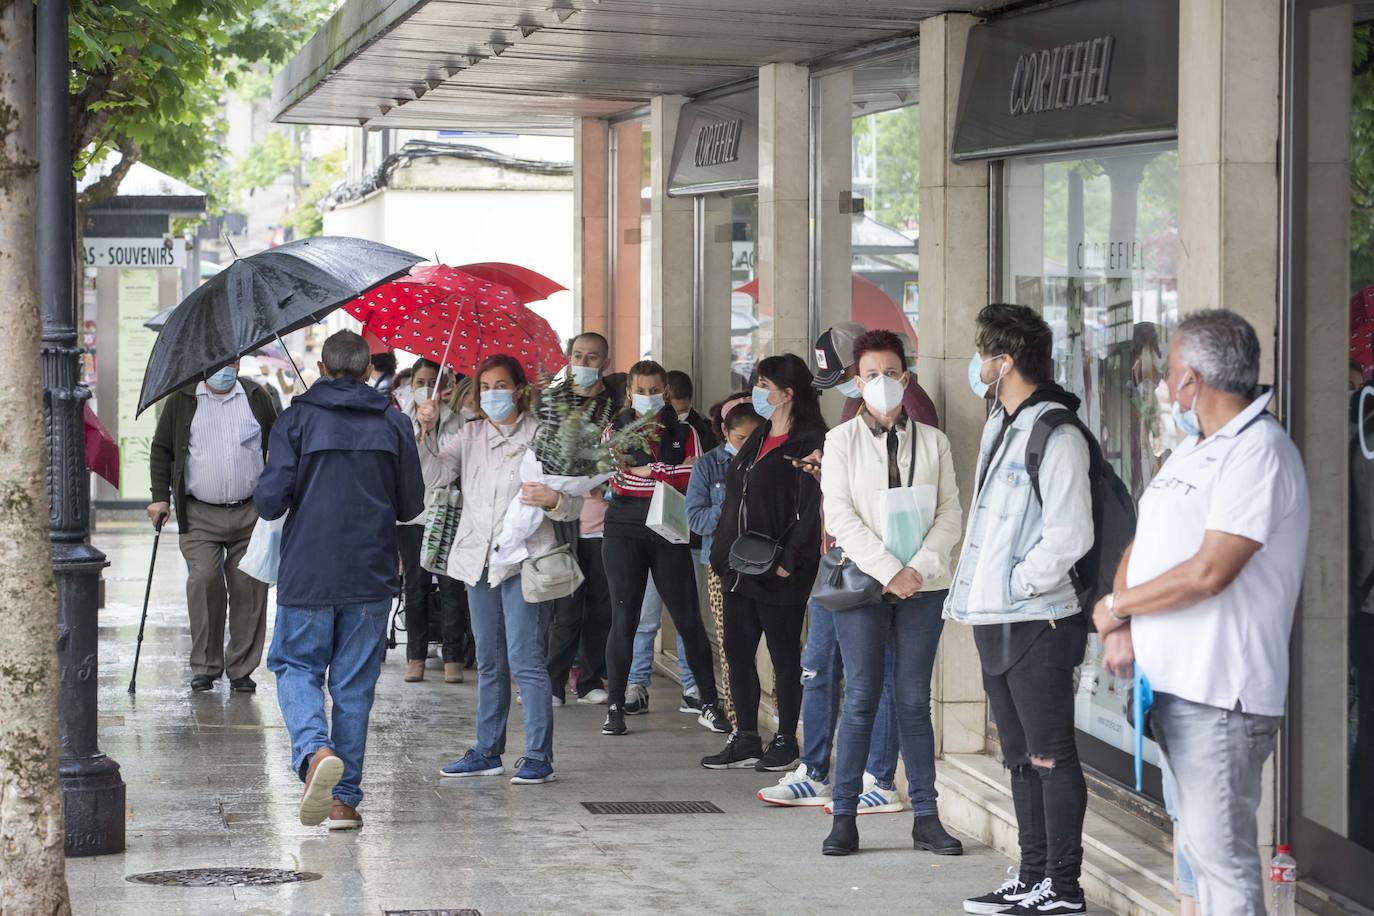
[
  {"xmin": 239, "ymin": 514, "xmax": 286, "ymax": 584},
  {"xmin": 646, "ymin": 481, "xmax": 689, "ymax": 544},
  {"xmin": 880, "ymin": 484, "xmax": 936, "ymax": 565},
  {"xmin": 491, "ymin": 449, "xmax": 612, "ymax": 566}
]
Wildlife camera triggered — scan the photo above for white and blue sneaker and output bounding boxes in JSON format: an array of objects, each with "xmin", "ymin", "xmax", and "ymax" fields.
[
  {"xmin": 823, "ymin": 771, "xmax": 905, "ymax": 815},
  {"xmin": 756, "ymin": 763, "xmax": 832, "ymax": 807},
  {"xmin": 439, "ymin": 749, "xmax": 504, "ymax": 778},
  {"xmin": 509, "ymin": 757, "xmax": 556, "ymax": 785}
]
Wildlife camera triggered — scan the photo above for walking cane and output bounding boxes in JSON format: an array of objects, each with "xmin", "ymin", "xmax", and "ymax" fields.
[{"xmin": 129, "ymin": 511, "xmax": 169, "ymax": 694}]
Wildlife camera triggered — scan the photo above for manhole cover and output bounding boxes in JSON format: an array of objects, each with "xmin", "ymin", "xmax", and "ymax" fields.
[
  {"xmin": 581, "ymin": 800, "xmax": 723, "ymax": 815},
  {"xmin": 127, "ymin": 867, "xmax": 321, "ymax": 887}
]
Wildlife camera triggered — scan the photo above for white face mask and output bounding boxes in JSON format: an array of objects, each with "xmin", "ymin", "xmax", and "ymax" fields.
[
  {"xmin": 860, "ymin": 374, "xmax": 904, "ymax": 416},
  {"xmin": 411, "ymin": 386, "xmax": 433, "ymax": 404}
]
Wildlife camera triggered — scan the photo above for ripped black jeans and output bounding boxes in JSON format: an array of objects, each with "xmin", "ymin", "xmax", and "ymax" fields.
[{"xmin": 977, "ymin": 614, "xmax": 1089, "ymax": 890}]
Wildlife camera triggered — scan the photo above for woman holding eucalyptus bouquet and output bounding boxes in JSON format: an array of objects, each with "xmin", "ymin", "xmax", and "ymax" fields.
[
  {"xmin": 599, "ymin": 359, "xmax": 730, "ymax": 739},
  {"xmin": 418, "ymin": 354, "xmax": 582, "ymax": 786}
]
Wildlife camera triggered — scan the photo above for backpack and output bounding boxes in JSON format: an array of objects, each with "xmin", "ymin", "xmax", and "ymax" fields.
[{"xmin": 1023, "ymin": 410, "xmax": 1137, "ymax": 615}]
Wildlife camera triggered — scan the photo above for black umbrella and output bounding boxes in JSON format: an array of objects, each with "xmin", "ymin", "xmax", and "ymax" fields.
[{"xmin": 137, "ymin": 237, "xmax": 424, "ymax": 414}]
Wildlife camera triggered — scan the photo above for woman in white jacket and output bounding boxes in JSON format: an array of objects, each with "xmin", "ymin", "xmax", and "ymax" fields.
[
  {"xmin": 417, "ymin": 354, "xmax": 582, "ymax": 786},
  {"xmin": 818, "ymin": 330, "xmax": 964, "ymax": 858},
  {"xmin": 398, "ymin": 358, "xmax": 467, "ymax": 684}
]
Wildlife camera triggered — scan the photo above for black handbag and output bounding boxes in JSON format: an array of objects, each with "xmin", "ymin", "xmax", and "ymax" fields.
[
  {"xmin": 809, "ymin": 423, "xmax": 920, "ymax": 612},
  {"xmin": 727, "ymin": 445, "xmax": 800, "ymax": 577}
]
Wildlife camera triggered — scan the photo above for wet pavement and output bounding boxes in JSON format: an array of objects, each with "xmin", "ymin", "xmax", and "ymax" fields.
[{"xmin": 67, "ymin": 516, "xmax": 1020, "ymax": 915}]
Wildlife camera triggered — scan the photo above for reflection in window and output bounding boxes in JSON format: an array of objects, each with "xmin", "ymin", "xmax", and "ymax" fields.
[{"xmin": 1003, "ymin": 143, "xmax": 1179, "ymax": 789}]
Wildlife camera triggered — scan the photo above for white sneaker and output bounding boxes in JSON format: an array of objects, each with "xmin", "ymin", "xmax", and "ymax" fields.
[
  {"xmin": 578, "ymin": 688, "xmax": 610, "ymax": 705},
  {"xmin": 755, "ymin": 763, "xmax": 831, "ymax": 808},
  {"xmin": 624, "ymin": 683, "xmax": 649, "ymax": 715},
  {"xmin": 551, "ymin": 695, "xmax": 566, "ymax": 707},
  {"xmin": 823, "ymin": 771, "xmax": 905, "ymax": 815}
]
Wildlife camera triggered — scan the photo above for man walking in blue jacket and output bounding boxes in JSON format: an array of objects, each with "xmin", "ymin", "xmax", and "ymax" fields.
[{"xmin": 255, "ymin": 330, "xmax": 425, "ymax": 831}]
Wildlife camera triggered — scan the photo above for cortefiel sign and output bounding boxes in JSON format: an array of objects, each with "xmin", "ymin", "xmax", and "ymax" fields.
[
  {"xmin": 84, "ymin": 237, "xmax": 186, "ymax": 269},
  {"xmin": 668, "ymin": 86, "xmax": 758, "ymax": 196},
  {"xmin": 952, "ymin": 0, "xmax": 1178, "ymax": 161}
]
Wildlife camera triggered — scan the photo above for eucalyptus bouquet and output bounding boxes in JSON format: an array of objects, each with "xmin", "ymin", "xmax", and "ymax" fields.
[{"xmin": 535, "ymin": 396, "xmax": 659, "ymax": 477}]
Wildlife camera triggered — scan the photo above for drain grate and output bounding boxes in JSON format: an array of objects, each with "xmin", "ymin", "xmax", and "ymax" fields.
[
  {"xmin": 581, "ymin": 800, "xmax": 723, "ymax": 815},
  {"xmin": 127, "ymin": 867, "xmax": 321, "ymax": 887},
  {"xmin": 384, "ymin": 911, "xmax": 481, "ymax": 916}
]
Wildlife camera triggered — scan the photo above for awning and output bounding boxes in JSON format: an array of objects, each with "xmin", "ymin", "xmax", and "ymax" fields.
[{"xmin": 272, "ymin": 0, "xmax": 979, "ymax": 133}]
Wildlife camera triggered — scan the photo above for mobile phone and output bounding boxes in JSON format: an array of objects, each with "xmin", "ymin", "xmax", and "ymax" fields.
[{"xmin": 782, "ymin": 453, "xmax": 821, "ymax": 468}]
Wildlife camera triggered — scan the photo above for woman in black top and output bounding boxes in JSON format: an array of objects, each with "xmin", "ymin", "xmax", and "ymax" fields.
[{"xmin": 704, "ymin": 354, "xmax": 826, "ymax": 771}]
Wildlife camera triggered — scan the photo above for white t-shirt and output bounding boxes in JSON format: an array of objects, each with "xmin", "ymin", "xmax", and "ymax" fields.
[{"xmin": 1128, "ymin": 391, "xmax": 1310, "ymax": 717}]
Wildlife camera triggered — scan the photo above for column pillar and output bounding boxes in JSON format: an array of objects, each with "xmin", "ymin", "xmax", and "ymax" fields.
[
  {"xmin": 1176, "ymin": 0, "xmax": 1282, "ymax": 379},
  {"xmin": 758, "ymin": 63, "xmax": 812, "ymax": 358},
  {"xmin": 815, "ymin": 70, "xmax": 855, "ymax": 425},
  {"xmin": 612, "ymin": 120, "xmax": 646, "ymax": 371},
  {"xmin": 918, "ymin": 12, "xmax": 990, "ymax": 756},
  {"xmin": 650, "ymin": 95, "xmax": 694, "ymax": 373},
  {"xmin": 573, "ymin": 118, "xmax": 609, "ymax": 342}
]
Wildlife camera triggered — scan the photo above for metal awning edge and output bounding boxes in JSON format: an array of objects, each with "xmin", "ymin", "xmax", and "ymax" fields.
[{"xmin": 271, "ymin": 0, "xmax": 429, "ymax": 124}]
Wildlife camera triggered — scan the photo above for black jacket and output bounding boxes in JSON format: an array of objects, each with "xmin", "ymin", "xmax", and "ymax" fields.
[
  {"xmin": 680, "ymin": 408, "xmax": 718, "ymax": 452},
  {"xmin": 709, "ymin": 422, "xmax": 825, "ymax": 606},
  {"xmin": 149, "ymin": 377, "xmax": 278, "ymax": 534},
  {"xmin": 254, "ymin": 377, "xmax": 425, "ymax": 607}
]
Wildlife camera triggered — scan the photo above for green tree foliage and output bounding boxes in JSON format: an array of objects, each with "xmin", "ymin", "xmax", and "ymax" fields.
[
  {"xmin": 70, "ymin": 0, "xmax": 334, "ymax": 207},
  {"xmin": 1352, "ymin": 24, "xmax": 1374, "ymax": 292},
  {"xmin": 854, "ymin": 105, "xmax": 920, "ymax": 231},
  {"xmin": 230, "ymin": 130, "xmax": 298, "ymax": 199},
  {"xmin": 284, "ymin": 147, "xmax": 345, "ymax": 238}
]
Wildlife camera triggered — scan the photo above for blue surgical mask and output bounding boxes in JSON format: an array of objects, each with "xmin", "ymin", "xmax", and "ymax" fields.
[
  {"xmin": 570, "ymin": 365, "xmax": 600, "ymax": 388},
  {"xmin": 967, "ymin": 353, "xmax": 990, "ymax": 398},
  {"xmin": 836, "ymin": 377, "xmax": 861, "ymax": 399},
  {"xmin": 1164, "ymin": 374, "xmax": 1201, "ymax": 437},
  {"xmin": 480, "ymin": 389, "xmax": 515, "ymax": 421},
  {"xmin": 632, "ymin": 393, "xmax": 664, "ymax": 416},
  {"xmin": 723, "ymin": 442, "xmax": 739, "ymax": 457},
  {"xmin": 206, "ymin": 366, "xmax": 237, "ymax": 391},
  {"xmin": 751, "ymin": 385, "xmax": 776, "ymax": 420}
]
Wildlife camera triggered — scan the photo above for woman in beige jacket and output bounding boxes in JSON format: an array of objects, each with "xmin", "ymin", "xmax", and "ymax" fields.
[
  {"xmin": 417, "ymin": 354, "xmax": 581, "ymax": 786},
  {"xmin": 817, "ymin": 329, "xmax": 964, "ymax": 858}
]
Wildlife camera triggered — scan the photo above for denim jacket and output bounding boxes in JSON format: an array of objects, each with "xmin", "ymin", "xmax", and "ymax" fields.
[
  {"xmin": 943, "ymin": 397, "xmax": 1093, "ymax": 625},
  {"xmin": 685, "ymin": 444, "xmax": 731, "ymax": 564}
]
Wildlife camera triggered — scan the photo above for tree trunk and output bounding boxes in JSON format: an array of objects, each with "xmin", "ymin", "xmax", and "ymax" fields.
[{"xmin": 0, "ymin": 0, "xmax": 73, "ymax": 912}]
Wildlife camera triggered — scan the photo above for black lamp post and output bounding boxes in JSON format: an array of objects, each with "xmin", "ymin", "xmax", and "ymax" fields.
[{"xmin": 37, "ymin": 0, "xmax": 126, "ymax": 857}]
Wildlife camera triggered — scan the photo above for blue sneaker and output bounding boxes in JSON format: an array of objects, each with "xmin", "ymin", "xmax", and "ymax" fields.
[
  {"xmin": 439, "ymin": 749, "xmax": 504, "ymax": 778},
  {"xmin": 509, "ymin": 757, "xmax": 556, "ymax": 785}
]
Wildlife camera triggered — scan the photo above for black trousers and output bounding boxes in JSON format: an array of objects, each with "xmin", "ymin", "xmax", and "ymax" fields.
[
  {"xmin": 979, "ymin": 617, "xmax": 1088, "ymax": 889},
  {"xmin": 546, "ymin": 536, "xmax": 612, "ymax": 699},
  {"xmin": 602, "ymin": 533, "xmax": 717, "ymax": 708},
  {"xmin": 722, "ymin": 592, "xmax": 804, "ymax": 736},
  {"xmin": 397, "ymin": 524, "xmax": 468, "ymax": 662}
]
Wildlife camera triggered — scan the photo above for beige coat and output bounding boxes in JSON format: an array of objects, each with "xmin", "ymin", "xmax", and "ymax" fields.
[
  {"xmin": 820, "ymin": 414, "xmax": 962, "ymax": 591},
  {"xmin": 433, "ymin": 412, "xmax": 582, "ymax": 587}
]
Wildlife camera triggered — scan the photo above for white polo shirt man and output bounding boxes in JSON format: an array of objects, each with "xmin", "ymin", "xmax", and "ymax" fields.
[
  {"xmin": 1129, "ymin": 389, "xmax": 1310, "ymax": 716},
  {"xmin": 1126, "ymin": 388, "xmax": 1310, "ymax": 916}
]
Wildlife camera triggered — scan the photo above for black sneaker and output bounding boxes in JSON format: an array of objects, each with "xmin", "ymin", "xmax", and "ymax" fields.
[
  {"xmin": 697, "ymin": 702, "xmax": 731, "ymax": 734},
  {"xmin": 601, "ymin": 704, "xmax": 628, "ymax": 736},
  {"xmin": 230, "ymin": 676, "xmax": 256, "ymax": 693},
  {"xmin": 624, "ymin": 684, "xmax": 649, "ymax": 715},
  {"xmin": 678, "ymin": 692, "xmax": 702, "ymax": 714},
  {"xmin": 701, "ymin": 732, "xmax": 763, "ymax": 769},
  {"xmin": 191, "ymin": 675, "xmax": 216, "ymax": 692},
  {"xmin": 963, "ymin": 868, "xmax": 1041, "ymax": 914},
  {"xmin": 999, "ymin": 879, "xmax": 1085, "ymax": 915},
  {"xmin": 755, "ymin": 734, "xmax": 800, "ymax": 772}
]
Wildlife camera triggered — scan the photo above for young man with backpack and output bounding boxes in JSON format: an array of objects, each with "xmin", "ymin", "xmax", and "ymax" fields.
[{"xmin": 946, "ymin": 304, "xmax": 1102, "ymax": 916}]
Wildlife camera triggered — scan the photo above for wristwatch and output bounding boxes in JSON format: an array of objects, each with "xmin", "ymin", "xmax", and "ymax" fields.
[{"xmin": 1105, "ymin": 592, "xmax": 1128, "ymax": 623}]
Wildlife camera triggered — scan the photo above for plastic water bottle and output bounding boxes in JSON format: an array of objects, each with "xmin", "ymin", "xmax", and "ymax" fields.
[{"xmin": 1269, "ymin": 844, "xmax": 1297, "ymax": 916}]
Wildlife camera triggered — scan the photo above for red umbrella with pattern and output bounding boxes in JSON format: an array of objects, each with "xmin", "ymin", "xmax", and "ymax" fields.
[{"xmin": 359, "ymin": 268, "xmax": 566, "ymax": 378}]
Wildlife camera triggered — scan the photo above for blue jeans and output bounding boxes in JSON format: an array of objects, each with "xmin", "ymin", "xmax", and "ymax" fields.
[
  {"xmin": 831, "ymin": 591, "xmax": 946, "ymax": 817},
  {"xmin": 800, "ymin": 599, "xmax": 898, "ymax": 787},
  {"xmin": 1150, "ymin": 692, "xmax": 1279, "ymax": 916},
  {"xmin": 629, "ymin": 572, "xmax": 695, "ymax": 692},
  {"xmin": 267, "ymin": 600, "xmax": 391, "ymax": 808},
  {"xmin": 467, "ymin": 573, "xmax": 554, "ymax": 763},
  {"xmin": 1160, "ymin": 758, "xmax": 1197, "ymax": 900}
]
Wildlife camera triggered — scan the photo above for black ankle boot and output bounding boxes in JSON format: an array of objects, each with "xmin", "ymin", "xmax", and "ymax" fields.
[
  {"xmin": 912, "ymin": 814, "xmax": 963, "ymax": 856},
  {"xmin": 822, "ymin": 814, "xmax": 859, "ymax": 856}
]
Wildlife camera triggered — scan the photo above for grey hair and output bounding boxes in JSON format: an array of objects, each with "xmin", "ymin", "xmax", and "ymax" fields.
[
  {"xmin": 1175, "ymin": 309, "xmax": 1260, "ymax": 397},
  {"xmin": 321, "ymin": 330, "xmax": 372, "ymax": 380}
]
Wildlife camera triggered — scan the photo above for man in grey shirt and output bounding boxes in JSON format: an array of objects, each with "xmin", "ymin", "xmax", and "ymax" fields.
[{"xmin": 148, "ymin": 360, "xmax": 277, "ymax": 693}]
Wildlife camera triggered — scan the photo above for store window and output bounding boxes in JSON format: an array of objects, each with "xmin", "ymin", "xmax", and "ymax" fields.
[
  {"xmin": 699, "ymin": 195, "xmax": 759, "ymax": 403},
  {"xmin": 813, "ymin": 51, "xmax": 921, "ymax": 365},
  {"xmin": 1001, "ymin": 141, "xmax": 1179, "ymax": 794}
]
